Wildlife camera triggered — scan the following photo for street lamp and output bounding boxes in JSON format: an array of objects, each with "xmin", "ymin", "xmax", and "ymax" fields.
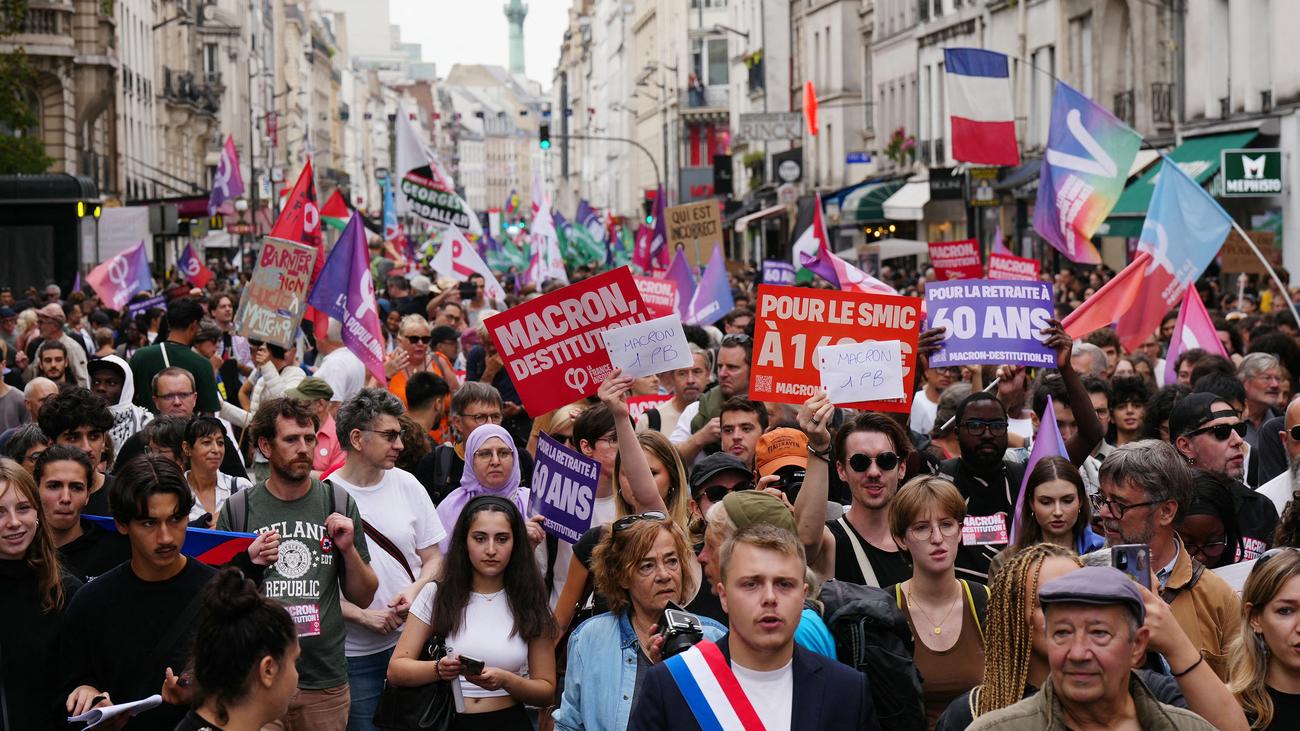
[{"xmin": 711, "ymin": 24, "xmax": 749, "ymax": 40}]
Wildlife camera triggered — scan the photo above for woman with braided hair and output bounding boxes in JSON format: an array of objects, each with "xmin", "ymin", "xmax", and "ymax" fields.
[{"xmin": 935, "ymin": 543, "xmax": 1249, "ymax": 730}]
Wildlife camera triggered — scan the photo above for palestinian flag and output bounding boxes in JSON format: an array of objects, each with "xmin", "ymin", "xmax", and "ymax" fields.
[{"xmin": 322, "ymin": 189, "xmax": 351, "ymax": 231}]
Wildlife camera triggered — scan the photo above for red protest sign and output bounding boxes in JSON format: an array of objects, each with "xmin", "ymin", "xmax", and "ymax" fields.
[
  {"xmin": 627, "ymin": 394, "xmax": 672, "ymax": 422},
  {"xmin": 633, "ymin": 276, "xmax": 679, "ymax": 318},
  {"xmin": 928, "ymin": 239, "xmax": 983, "ymax": 280},
  {"xmin": 987, "ymin": 252, "xmax": 1041, "ymax": 281},
  {"xmin": 750, "ymin": 285, "xmax": 922, "ymax": 413},
  {"xmin": 486, "ymin": 266, "xmax": 650, "ymax": 415}
]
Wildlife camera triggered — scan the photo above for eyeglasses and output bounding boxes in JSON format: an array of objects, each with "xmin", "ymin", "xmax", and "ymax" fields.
[
  {"xmin": 1182, "ymin": 538, "xmax": 1228, "ymax": 557},
  {"xmin": 722, "ymin": 333, "xmax": 752, "ymax": 346},
  {"xmin": 157, "ymin": 391, "xmax": 195, "ymax": 402},
  {"xmin": 613, "ymin": 511, "xmax": 668, "ymax": 532},
  {"xmin": 1186, "ymin": 421, "xmax": 1247, "ymax": 441},
  {"xmin": 847, "ymin": 452, "xmax": 900, "ymax": 472},
  {"xmin": 1290, "ymin": 425, "xmax": 1300, "ymax": 442},
  {"xmin": 1249, "ymin": 372, "xmax": 1283, "ymax": 384},
  {"xmin": 362, "ymin": 429, "xmax": 403, "ymax": 443},
  {"xmin": 472, "ymin": 447, "xmax": 514, "ymax": 462},
  {"xmin": 461, "ymin": 411, "xmax": 503, "ymax": 425},
  {"xmin": 403, "ymin": 335, "xmax": 432, "ymax": 344},
  {"xmin": 1256, "ymin": 546, "xmax": 1300, "ymax": 569},
  {"xmin": 596, "ymin": 433, "xmax": 618, "ymax": 447},
  {"xmin": 1090, "ymin": 494, "xmax": 1157, "ymax": 519},
  {"xmin": 907, "ymin": 519, "xmax": 961, "ymax": 541},
  {"xmin": 961, "ymin": 419, "xmax": 1008, "ymax": 436}
]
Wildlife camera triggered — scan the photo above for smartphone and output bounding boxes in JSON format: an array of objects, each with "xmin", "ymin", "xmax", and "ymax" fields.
[
  {"xmin": 459, "ymin": 281, "xmax": 477, "ymax": 300},
  {"xmin": 458, "ymin": 654, "xmax": 485, "ymax": 676},
  {"xmin": 1111, "ymin": 544, "xmax": 1152, "ymax": 591}
]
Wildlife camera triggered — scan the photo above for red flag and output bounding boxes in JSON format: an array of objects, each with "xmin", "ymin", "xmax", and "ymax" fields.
[
  {"xmin": 178, "ymin": 243, "xmax": 214, "ymax": 288},
  {"xmin": 271, "ymin": 160, "xmax": 327, "ymax": 332},
  {"xmin": 803, "ymin": 81, "xmax": 819, "ymax": 136},
  {"xmin": 1062, "ymin": 252, "xmax": 1152, "ymax": 349}
]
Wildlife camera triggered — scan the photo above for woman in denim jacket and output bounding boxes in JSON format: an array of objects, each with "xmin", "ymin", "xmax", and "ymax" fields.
[{"xmin": 553, "ymin": 515, "xmax": 725, "ymax": 731}]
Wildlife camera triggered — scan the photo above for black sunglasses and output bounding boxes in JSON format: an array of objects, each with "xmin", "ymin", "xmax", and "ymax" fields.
[
  {"xmin": 612, "ymin": 511, "xmax": 668, "ymax": 532},
  {"xmin": 551, "ymin": 433, "xmax": 572, "ymax": 446},
  {"xmin": 1187, "ymin": 422, "xmax": 1247, "ymax": 441},
  {"xmin": 847, "ymin": 452, "xmax": 900, "ymax": 472},
  {"xmin": 1289, "ymin": 425, "xmax": 1300, "ymax": 442},
  {"xmin": 403, "ymin": 335, "xmax": 432, "ymax": 344}
]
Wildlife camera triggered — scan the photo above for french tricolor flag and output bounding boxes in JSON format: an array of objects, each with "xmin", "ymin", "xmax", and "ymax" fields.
[{"xmin": 945, "ymin": 48, "xmax": 1020, "ymax": 167}]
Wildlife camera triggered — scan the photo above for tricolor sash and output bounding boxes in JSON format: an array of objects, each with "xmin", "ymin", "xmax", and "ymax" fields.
[{"xmin": 663, "ymin": 640, "xmax": 767, "ymax": 731}]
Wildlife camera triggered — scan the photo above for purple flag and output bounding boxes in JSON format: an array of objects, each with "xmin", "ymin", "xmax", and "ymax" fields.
[
  {"xmin": 208, "ymin": 135, "xmax": 245, "ymax": 215},
  {"xmin": 1163, "ymin": 286, "xmax": 1229, "ymax": 385},
  {"xmin": 665, "ymin": 248, "xmax": 697, "ymax": 319},
  {"xmin": 992, "ymin": 223, "xmax": 1011, "ymax": 256},
  {"xmin": 650, "ymin": 187, "xmax": 668, "ymax": 269},
  {"xmin": 306, "ymin": 213, "xmax": 387, "ymax": 384},
  {"xmin": 686, "ymin": 245, "xmax": 734, "ymax": 326},
  {"xmin": 1009, "ymin": 395, "xmax": 1100, "ymax": 554},
  {"xmin": 86, "ymin": 241, "xmax": 152, "ymax": 309}
]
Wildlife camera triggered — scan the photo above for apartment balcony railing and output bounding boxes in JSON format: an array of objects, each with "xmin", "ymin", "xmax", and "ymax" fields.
[
  {"xmin": 1151, "ymin": 82, "xmax": 1173, "ymax": 125},
  {"xmin": 1113, "ymin": 89, "xmax": 1135, "ymax": 127},
  {"xmin": 162, "ymin": 67, "xmax": 220, "ymax": 114},
  {"xmin": 680, "ymin": 85, "xmax": 729, "ymax": 111}
]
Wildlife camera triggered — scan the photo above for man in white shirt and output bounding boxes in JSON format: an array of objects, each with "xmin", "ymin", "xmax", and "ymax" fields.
[
  {"xmin": 1258, "ymin": 396, "xmax": 1300, "ymax": 516},
  {"xmin": 635, "ymin": 345, "xmax": 708, "ymax": 436},
  {"xmin": 314, "ymin": 318, "xmax": 367, "ymax": 403},
  {"xmin": 671, "ymin": 335, "xmax": 751, "ymax": 464},
  {"xmin": 330, "ymin": 388, "xmax": 445, "ymax": 729},
  {"xmin": 909, "ymin": 366, "xmax": 958, "ymax": 435}
]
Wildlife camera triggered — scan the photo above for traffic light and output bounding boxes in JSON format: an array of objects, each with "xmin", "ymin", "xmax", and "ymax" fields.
[
  {"xmin": 642, "ymin": 198, "xmax": 654, "ymax": 224},
  {"xmin": 539, "ymin": 123, "xmax": 551, "ymax": 150}
]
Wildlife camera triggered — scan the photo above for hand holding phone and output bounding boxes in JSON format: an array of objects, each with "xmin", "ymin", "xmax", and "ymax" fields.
[
  {"xmin": 457, "ymin": 654, "xmax": 485, "ymax": 676},
  {"xmin": 1111, "ymin": 544, "xmax": 1152, "ymax": 591}
]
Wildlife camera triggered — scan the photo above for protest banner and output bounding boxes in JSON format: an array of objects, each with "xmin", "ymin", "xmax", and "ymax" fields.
[
  {"xmin": 664, "ymin": 200, "xmax": 722, "ymax": 268},
  {"xmin": 532, "ymin": 433, "xmax": 601, "ymax": 543},
  {"xmin": 601, "ymin": 314, "xmax": 694, "ymax": 379},
  {"xmin": 926, "ymin": 279, "xmax": 1055, "ymax": 367},
  {"xmin": 486, "ymin": 266, "xmax": 650, "ymax": 415},
  {"xmin": 234, "ymin": 237, "xmax": 318, "ymax": 349},
  {"xmin": 750, "ymin": 285, "xmax": 922, "ymax": 413},
  {"xmin": 125, "ymin": 293, "xmax": 167, "ymax": 320},
  {"xmin": 987, "ymin": 251, "xmax": 1041, "ymax": 281},
  {"xmin": 763, "ymin": 260, "xmax": 797, "ymax": 285},
  {"xmin": 1219, "ymin": 229, "xmax": 1274, "ymax": 274},
  {"xmin": 633, "ymin": 275, "xmax": 679, "ymax": 318},
  {"xmin": 928, "ymin": 239, "xmax": 983, "ymax": 280},
  {"xmin": 817, "ymin": 340, "xmax": 905, "ymax": 405},
  {"xmin": 627, "ymin": 394, "xmax": 673, "ymax": 422}
]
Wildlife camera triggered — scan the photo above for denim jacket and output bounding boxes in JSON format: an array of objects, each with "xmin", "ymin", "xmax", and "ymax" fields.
[{"xmin": 554, "ymin": 609, "xmax": 727, "ymax": 731}]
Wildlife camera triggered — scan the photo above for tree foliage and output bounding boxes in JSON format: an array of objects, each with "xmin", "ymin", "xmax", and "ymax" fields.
[{"xmin": 0, "ymin": 0, "xmax": 55, "ymax": 174}]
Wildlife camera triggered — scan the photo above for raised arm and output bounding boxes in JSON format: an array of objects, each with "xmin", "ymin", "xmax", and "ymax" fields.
[
  {"xmin": 598, "ymin": 369, "xmax": 667, "ymax": 514},
  {"xmin": 793, "ymin": 393, "xmax": 835, "ymax": 568},
  {"xmin": 1041, "ymin": 319, "xmax": 1105, "ymax": 465}
]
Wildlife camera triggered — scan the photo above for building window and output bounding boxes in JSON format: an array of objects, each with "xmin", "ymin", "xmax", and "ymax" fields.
[
  {"xmin": 1068, "ymin": 13, "xmax": 1093, "ymax": 97},
  {"xmin": 203, "ymin": 43, "xmax": 219, "ymax": 76}
]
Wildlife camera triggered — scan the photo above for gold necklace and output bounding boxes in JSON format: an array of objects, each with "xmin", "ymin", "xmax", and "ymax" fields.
[
  {"xmin": 907, "ymin": 582, "xmax": 961, "ymax": 636},
  {"xmin": 474, "ymin": 589, "xmax": 505, "ymax": 603}
]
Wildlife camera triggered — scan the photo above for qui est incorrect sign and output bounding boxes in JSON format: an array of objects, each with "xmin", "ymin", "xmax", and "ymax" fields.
[{"xmin": 487, "ymin": 267, "xmax": 650, "ymax": 415}]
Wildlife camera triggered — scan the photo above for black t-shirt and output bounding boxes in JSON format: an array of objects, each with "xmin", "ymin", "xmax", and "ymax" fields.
[
  {"xmin": 86, "ymin": 474, "xmax": 113, "ymax": 517},
  {"xmin": 0, "ymin": 560, "xmax": 82, "ymax": 730},
  {"xmin": 937, "ymin": 457, "xmax": 1027, "ymax": 583},
  {"xmin": 59, "ymin": 518, "xmax": 132, "ymax": 582},
  {"xmin": 60, "ymin": 559, "xmax": 217, "ymax": 731},
  {"xmin": 1262, "ymin": 686, "xmax": 1300, "ymax": 731},
  {"xmin": 173, "ymin": 709, "xmax": 227, "ymax": 731},
  {"xmin": 1230, "ymin": 479, "xmax": 1279, "ymax": 561},
  {"xmin": 826, "ymin": 516, "xmax": 912, "ymax": 588}
]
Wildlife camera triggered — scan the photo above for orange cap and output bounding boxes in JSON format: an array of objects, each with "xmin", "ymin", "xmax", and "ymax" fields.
[{"xmin": 754, "ymin": 428, "xmax": 808, "ymax": 476}]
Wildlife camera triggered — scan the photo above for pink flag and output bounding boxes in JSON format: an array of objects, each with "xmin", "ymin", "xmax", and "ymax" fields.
[
  {"xmin": 208, "ymin": 134, "xmax": 245, "ymax": 215},
  {"xmin": 1009, "ymin": 395, "xmax": 1069, "ymax": 546},
  {"xmin": 86, "ymin": 241, "xmax": 152, "ymax": 309},
  {"xmin": 992, "ymin": 223, "xmax": 1012, "ymax": 256},
  {"xmin": 1163, "ymin": 286, "xmax": 1229, "ymax": 385}
]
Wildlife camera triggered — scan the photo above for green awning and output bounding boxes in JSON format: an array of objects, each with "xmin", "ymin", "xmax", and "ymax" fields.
[
  {"xmin": 1104, "ymin": 130, "xmax": 1258, "ymax": 235},
  {"xmin": 842, "ymin": 179, "xmax": 906, "ymax": 224}
]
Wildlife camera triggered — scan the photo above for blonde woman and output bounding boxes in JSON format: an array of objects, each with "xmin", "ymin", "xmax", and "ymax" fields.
[{"xmin": 1230, "ymin": 548, "xmax": 1300, "ymax": 730}]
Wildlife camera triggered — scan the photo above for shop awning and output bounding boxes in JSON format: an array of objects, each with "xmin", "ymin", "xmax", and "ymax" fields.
[
  {"xmin": 995, "ymin": 157, "xmax": 1042, "ymax": 195},
  {"xmin": 1104, "ymin": 129, "xmax": 1258, "ymax": 235},
  {"xmin": 863, "ymin": 238, "xmax": 929, "ymax": 260},
  {"xmin": 882, "ymin": 181, "xmax": 930, "ymax": 221},
  {"xmin": 840, "ymin": 178, "xmax": 907, "ymax": 224},
  {"xmin": 735, "ymin": 204, "xmax": 787, "ymax": 233}
]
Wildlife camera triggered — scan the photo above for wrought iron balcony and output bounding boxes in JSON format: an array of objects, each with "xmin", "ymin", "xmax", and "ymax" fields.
[
  {"xmin": 1113, "ymin": 89, "xmax": 1135, "ymax": 127},
  {"xmin": 1150, "ymin": 82, "xmax": 1172, "ymax": 125}
]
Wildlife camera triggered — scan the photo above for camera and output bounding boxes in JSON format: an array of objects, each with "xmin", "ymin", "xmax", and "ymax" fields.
[
  {"xmin": 658, "ymin": 601, "xmax": 704, "ymax": 659},
  {"xmin": 773, "ymin": 465, "xmax": 806, "ymax": 503},
  {"xmin": 459, "ymin": 281, "xmax": 477, "ymax": 300}
]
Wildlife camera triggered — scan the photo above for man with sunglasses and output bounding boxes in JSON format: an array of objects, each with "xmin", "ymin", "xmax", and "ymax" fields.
[
  {"xmin": 673, "ymin": 334, "xmax": 752, "ymax": 464},
  {"xmin": 1257, "ymin": 397, "xmax": 1300, "ymax": 516},
  {"xmin": 794, "ymin": 396, "xmax": 914, "ymax": 587},
  {"xmin": 128, "ymin": 296, "xmax": 222, "ymax": 414},
  {"xmin": 1170, "ymin": 392, "xmax": 1277, "ymax": 561}
]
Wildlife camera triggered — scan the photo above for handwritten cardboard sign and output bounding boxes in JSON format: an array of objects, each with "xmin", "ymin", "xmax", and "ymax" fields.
[
  {"xmin": 987, "ymin": 252, "xmax": 1041, "ymax": 281},
  {"xmin": 235, "ymin": 237, "xmax": 318, "ymax": 348},
  {"xmin": 665, "ymin": 200, "xmax": 722, "ymax": 268},
  {"xmin": 533, "ymin": 432, "xmax": 601, "ymax": 543},
  {"xmin": 928, "ymin": 239, "xmax": 983, "ymax": 280},
  {"xmin": 486, "ymin": 266, "xmax": 649, "ymax": 416},
  {"xmin": 601, "ymin": 314, "xmax": 694, "ymax": 379},
  {"xmin": 817, "ymin": 340, "xmax": 905, "ymax": 405},
  {"xmin": 634, "ymin": 275, "xmax": 679, "ymax": 318},
  {"xmin": 925, "ymin": 280, "xmax": 1055, "ymax": 367},
  {"xmin": 1219, "ymin": 230, "xmax": 1274, "ymax": 274},
  {"xmin": 750, "ymin": 285, "xmax": 922, "ymax": 413}
]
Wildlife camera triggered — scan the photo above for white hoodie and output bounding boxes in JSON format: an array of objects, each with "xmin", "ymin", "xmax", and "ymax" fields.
[{"xmin": 95, "ymin": 354, "xmax": 153, "ymax": 455}]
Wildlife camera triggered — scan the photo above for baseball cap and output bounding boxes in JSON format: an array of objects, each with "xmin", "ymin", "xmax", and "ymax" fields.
[
  {"xmin": 754, "ymin": 428, "xmax": 807, "ymax": 477},
  {"xmin": 0, "ymin": 306, "xmax": 15, "ymax": 319},
  {"xmin": 1038, "ymin": 565, "xmax": 1146, "ymax": 625},
  {"xmin": 410, "ymin": 274, "xmax": 433, "ymax": 295},
  {"xmin": 721, "ymin": 490, "xmax": 798, "ymax": 534},
  {"xmin": 689, "ymin": 453, "xmax": 751, "ymax": 498},
  {"xmin": 1168, "ymin": 392, "xmax": 1236, "ymax": 440},
  {"xmin": 286, "ymin": 377, "xmax": 334, "ymax": 402},
  {"xmin": 36, "ymin": 303, "xmax": 65, "ymax": 322}
]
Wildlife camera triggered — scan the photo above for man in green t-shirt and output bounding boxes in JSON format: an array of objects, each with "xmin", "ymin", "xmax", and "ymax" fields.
[
  {"xmin": 127, "ymin": 297, "xmax": 222, "ymax": 414},
  {"xmin": 217, "ymin": 397, "xmax": 378, "ymax": 731}
]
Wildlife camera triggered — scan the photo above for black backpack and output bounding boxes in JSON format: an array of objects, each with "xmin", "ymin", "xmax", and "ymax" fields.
[{"xmin": 819, "ymin": 579, "xmax": 927, "ymax": 731}]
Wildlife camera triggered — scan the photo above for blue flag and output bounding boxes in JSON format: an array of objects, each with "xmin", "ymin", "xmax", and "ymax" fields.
[
  {"xmin": 84, "ymin": 515, "xmax": 255, "ymax": 565},
  {"xmin": 382, "ymin": 177, "xmax": 399, "ymax": 242}
]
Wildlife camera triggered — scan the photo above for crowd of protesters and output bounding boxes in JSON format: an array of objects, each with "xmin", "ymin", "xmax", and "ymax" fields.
[{"xmin": 4, "ymin": 253, "xmax": 1300, "ymax": 731}]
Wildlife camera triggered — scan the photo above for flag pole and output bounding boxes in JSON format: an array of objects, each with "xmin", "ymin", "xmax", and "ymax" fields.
[
  {"xmin": 938, "ymin": 376, "xmax": 1002, "ymax": 433},
  {"xmin": 1229, "ymin": 219, "xmax": 1300, "ymax": 327}
]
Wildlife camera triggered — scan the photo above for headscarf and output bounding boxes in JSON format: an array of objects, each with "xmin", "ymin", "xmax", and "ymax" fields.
[{"xmin": 436, "ymin": 424, "xmax": 529, "ymax": 552}]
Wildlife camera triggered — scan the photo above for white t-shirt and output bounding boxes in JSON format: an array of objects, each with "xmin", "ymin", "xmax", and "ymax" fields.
[
  {"xmin": 335, "ymin": 468, "xmax": 447, "ymax": 656},
  {"xmin": 1008, "ymin": 417, "xmax": 1034, "ymax": 442},
  {"xmin": 541, "ymin": 492, "xmax": 617, "ymax": 608},
  {"xmin": 732, "ymin": 658, "xmax": 793, "ymax": 731},
  {"xmin": 909, "ymin": 390, "xmax": 939, "ymax": 435},
  {"xmin": 315, "ymin": 348, "xmax": 367, "ymax": 403},
  {"xmin": 411, "ymin": 583, "xmax": 530, "ymax": 698}
]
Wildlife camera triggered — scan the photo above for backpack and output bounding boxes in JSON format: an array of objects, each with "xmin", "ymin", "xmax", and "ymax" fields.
[
  {"xmin": 425, "ymin": 445, "xmax": 459, "ymax": 506},
  {"xmin": 819, "ymin": 579, "xmax": 927, "ymax": 731},
  {"xmin": 224, "ymin": 480, "xmax": 352, "ymax": 581}
]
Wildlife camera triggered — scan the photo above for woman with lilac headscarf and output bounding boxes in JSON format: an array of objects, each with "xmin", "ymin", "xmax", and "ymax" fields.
[{"xmin": 436, "ymin": 424, "xmax": 536, "ymax": 553}]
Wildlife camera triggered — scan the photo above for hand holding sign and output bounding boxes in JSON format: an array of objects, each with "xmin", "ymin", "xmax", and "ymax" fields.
[
  {"xmin": 817, "ymin": 340, "xmax": 905, "ymax": 405},
  {"xmin": 600, "ymin": 314, "xmax": 694, "ymax": 379},
  {"xmin": 925, "ymin": 280, "xmax": 1055, "ymax": 367},
  {"xmin": 596, "ymin": 368, "xmax": 635, "ymax": 421}
]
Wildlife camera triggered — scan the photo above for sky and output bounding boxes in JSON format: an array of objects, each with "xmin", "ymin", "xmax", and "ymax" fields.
[{"xmin": 392, "ymin": 0, "xmax": 570, "ymax": 88}]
